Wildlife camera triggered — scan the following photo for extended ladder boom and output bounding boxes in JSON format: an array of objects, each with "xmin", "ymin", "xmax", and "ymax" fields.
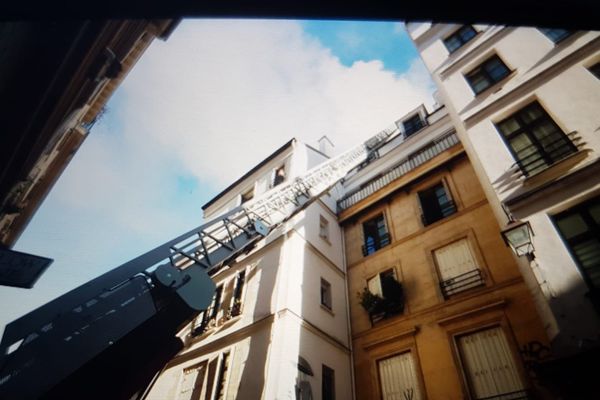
[{"xmin": 0, "ymin": 126, "xmax": 396, "ymax": 399}]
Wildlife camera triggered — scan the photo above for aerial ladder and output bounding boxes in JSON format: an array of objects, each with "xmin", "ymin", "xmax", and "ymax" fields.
[{"xmin": 0, "ymin": 126, "xmax": 396, "ymax": 399}]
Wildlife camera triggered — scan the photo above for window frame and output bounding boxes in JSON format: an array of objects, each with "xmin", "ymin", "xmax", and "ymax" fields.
[
  {"xmin": 443, "ymin": 25, "xmax": 478, "ymax": 53},
  {"xmin": 320, "ymin": 278, "xmax": 333, "ymax": 311},
  {"xmin": 417, "ymin": 181, "xmax": 457, "ymax": 226},
  {"xmin": 495, "ymin": 101, "xmax": 577, "ymax": 176},
  {"xmin": 464, "ymin": 54, "xmax": 511, "ymax": 95},
  {"xmin": 433, "ymin": 238, "xmax": 485, "ymax": 298},
  {"xmin": 319, "ymin": 214, "xmax": 330, "ymax": 242},
  {"xmin": 361, "ymin": 213, "xmax": 391, "ymax": 256},
  {"xmin": 322, "ymin": 364, "xmax": 335, "ymax": 400},
  {"xmin": 402, "ymin": 113, "xmax": 426, "ymax": 137},
  {"xmin": 453, "ymin": 325, "xmax": 528, "ymax": 400},
  {"xmin": 552, "ymin": 195, "xmax": 600, "ymax": 295}
]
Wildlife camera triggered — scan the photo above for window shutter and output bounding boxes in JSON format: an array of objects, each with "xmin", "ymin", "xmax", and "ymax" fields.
[
  {"xmin": 434, "ymin": 239, "xmax": 477, "ymax": 280},
  {"xmin": 378, "ymin": 351, "xmax": 422, "ymax": 400},
  {"xmin": 256, "ymin": 174, "xmax": 270, "ymax": 195},
  {"xmin": 368, "ymin": 275, "xmax": 383, "ymax": 296},
  {"xmin": 457, "ymin": 327, "xmax": 525, "ymax": 399}
]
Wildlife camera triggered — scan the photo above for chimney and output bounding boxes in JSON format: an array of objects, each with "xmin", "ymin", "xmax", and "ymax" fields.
[{"xmin": 318, "ymin": 135, "xmax": 334, "ymax": 157}]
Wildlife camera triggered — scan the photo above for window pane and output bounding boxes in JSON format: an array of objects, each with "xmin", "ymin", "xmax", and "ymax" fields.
[
  {"xmin": 469, "ymin": 73, "xmax": 490, "ymax": 93},
  {"xmin": 572, "ymin": 239, "xmax": 600, "ymax": 288},
  {"xmin": 556, "ymin": 214, "xmax": 589, "ymax": 239},
  {"xmin": 497, "ymin": 118, "xmax": 521, "ymax": 136},
  {"xmin": 590, "ymin": 204, "xmax": 600, "ymax": 224},
  {"xmin": 484, "ymin": 58, "xmax": 509, "ymax": 81},
  {"xmin": 459, "ymin": 26, "xmax": 476, "ymax": 41},
  {"xmin": 520, "ymin": 104, "xmax": 543, "ymax": 124},
  {"xmin": 541, "ymin": 28, "xmax": 572, "ymax": 43},
  {"xmin": 445, "ymin": 36, "xmax": 462, "ymax": 52}
]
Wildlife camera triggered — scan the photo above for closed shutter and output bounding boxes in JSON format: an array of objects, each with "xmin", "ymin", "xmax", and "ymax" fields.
[
  {"xmin": 434, "ymin": 239, "xmax": 477, "ymax": 280},
  {"xmin": 457, "ymin": 327, "xmax": 526, "ymax": 399},
  {"xmin": 378, "ymin": 351, "xmax": 422, "ymax": 400},
  {"xmin": 256, "ymin": 174, "xmax": 270, "ymax": 195}
]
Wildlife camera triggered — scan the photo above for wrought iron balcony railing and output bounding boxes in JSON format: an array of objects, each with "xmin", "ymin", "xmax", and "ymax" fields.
[
  {"xmin": 511, "ymin": 130, "xmax": 581, "ymax": 177},
  {"xmin": 361, "ymin": 232, "xmax": 391, "ymax": 256},
  {"xmin": 439, "ymin": 268, "xmax": 485, "ymax": 298},
  {"xmin": 421, "ymin": 199, "xmax": 457, "ymax": 226}
]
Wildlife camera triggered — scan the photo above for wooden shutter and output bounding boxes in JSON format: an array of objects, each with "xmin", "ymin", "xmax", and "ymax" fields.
[
  {"xmin": 368, "ymin": 275, "xmax": 382, "ymax": 296},
  {"xmin": 434, "ymin": 239, "xmax": 477, "ymax": 280},
  {"xmin": 378, "ymin": 351, "xmax": 422, "ymax": 400},
  {"xmin": 457, "ymin": 327, "xmax": 526, "ymax": 399}
]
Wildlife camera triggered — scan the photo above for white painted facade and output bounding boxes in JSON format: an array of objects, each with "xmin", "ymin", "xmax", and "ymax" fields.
[
  {"xmin": 408, "ymin": 23, "xmax": 600, "ymax": 355},
  {"xmin": 144, "ymin": 139, "xmax": 352, "ymax": 400}
]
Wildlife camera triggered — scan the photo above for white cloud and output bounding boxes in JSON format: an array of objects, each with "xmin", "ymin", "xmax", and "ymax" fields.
[{"xmin": 119, "ymin": 19, "xmax": 435, "ymax": 188}]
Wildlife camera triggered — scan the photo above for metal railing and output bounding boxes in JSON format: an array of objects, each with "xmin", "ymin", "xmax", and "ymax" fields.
[
  {"xmin": 439, "ymin": 268, "xmax": 485, "ymax": 298},
  {"xmin": 338, "ymin": 131, "xmax": 459, "ymax": 211},
  {"xmin": 512, "ymin": 131, "xmax": 580, "ymax": 177},
  {"xmin": 361, "ymin": 232, "xmax": 391, "ymax": 256}
]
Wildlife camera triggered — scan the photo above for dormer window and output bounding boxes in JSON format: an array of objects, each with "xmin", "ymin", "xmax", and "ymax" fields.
[
  {"xmin": 403, "ymin": 114, "xmax": 426, "ymax": 138},
  {"xmin": 273, "ymin": 165, "xmax": 286, "ymax": 187},
  {"xmin": 241, "ymin": 188, "xmax": 254, "ymax": 204}
]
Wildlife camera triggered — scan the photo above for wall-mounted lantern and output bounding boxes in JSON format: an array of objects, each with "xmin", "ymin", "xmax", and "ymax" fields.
[{"xmin": 501, "ymin": 220, "xmax": 535, "ymax": 257}]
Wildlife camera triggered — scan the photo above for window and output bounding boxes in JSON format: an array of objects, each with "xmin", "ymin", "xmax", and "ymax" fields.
[
  {"xmin": 320, "ymin": 278, "xmax": 332, "ymax": 310},
  {"xmin": 273, "ymin": 165, "xmax": 286, "ymax": 187},
  {"xmin": 434, "ymin": 238, "xmax": 484, "ymax": 298},
  {"xmin": 496, "ymin": 101, "xmax": 577, "ymax": 176},
  {"xmin": 210, "ymin": 285, "xmax": 223, "ymax": 319},
  {"xmin": 378, "ymin": 351, "xmax": 423, "ymax": 400},
  {"xmin": 589, "ymin": 62, "xmax": 600, "ymax": 79},
  {"xmin": 465, "ymin": 55, "xmax": 511, "ymax": 95},
  {"xmin": 365, "ymin": 268, "xmax": 405, "ymax": 321},
  {"xmin": 214, "ymin": 352, "xmax": 230, "ymax": 400},
  {"xmin": 456, "ymin": 327, "xmax": 527, "ymax": 400},
  {"xmin": 554, "ymin": 195, "xmax": 600, "ymax": 294},
  {"xmin": 402, "ymin": 113, "xmax": 426, "ymax": 137},
  {"xmin": 296, "ymin": 357, "xmax": 314, "ymax": 400},
  {"xmin": 322, "ymin": 365, "xmax": 335, "ymax": 400},
  {"xmin": 418, "ymin": 183, "xmax": 457, "ymax": 226},
  {"xmin": 178, "ymin": 362, "xmax": 207, "ymax": 400},
  {"xmin": 362, "ymin": 214, "xmax": 390, "ymax": 256},
  {"xmin": 240, "ymin": 188, "xmax": 254, "ymax": 204},
  {"xmin": 540, "ymin": 28, "xmax": 572, "ymax": 43},
  {"xmin": 443, "ymin": 25, "xmax": 477, "ymax": 53},
  {"xmin": 229, "ymin": 270, "xmax": 246, "ymax": 317},
  {"xmin": 319, "ymin": 215, "xmax": 329, "ymax": 241}
]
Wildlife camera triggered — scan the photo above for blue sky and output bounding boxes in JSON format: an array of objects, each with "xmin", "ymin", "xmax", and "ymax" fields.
[{"xmin": 1, "ymin": 19, "xmax": 434, "ymax": 334}]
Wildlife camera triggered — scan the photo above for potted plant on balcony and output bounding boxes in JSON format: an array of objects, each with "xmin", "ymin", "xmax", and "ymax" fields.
[{"xmin": 358, "ymin": 288, "xmax": 385, "ymax": 323}]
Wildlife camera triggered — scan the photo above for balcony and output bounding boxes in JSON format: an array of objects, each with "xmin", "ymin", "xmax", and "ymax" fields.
[
  {"xmin": 338, "ymin": 131, "xmax": 459, "ymax": 211},
  {"xmin": 439, "ymin": 269, "xmax": 485, "ymax": 298},
  {"xmin": 511, "ymin": 130, "xmax": 581, "ymax": 177},
  {"xmin": 358, "ymin": 278, "xmax": 405, "ymax": 325},
  {"xmin": 361, "ymin": 232, "xmax": 391, "ymax": 256}
]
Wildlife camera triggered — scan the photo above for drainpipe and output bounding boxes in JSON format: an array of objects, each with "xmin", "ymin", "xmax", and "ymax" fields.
[{"xmin": 341, "ymin": 225, "xmax": 356, "ymax": 400}]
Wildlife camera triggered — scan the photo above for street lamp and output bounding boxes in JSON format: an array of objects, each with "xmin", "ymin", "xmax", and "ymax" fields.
[{"xmin": 501, "ymin": 220, "xmax": 535, "ymax": 257}]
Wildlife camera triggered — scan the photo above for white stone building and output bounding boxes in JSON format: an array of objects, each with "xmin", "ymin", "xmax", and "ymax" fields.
[
  {"xmin": 407, "ymin": 23, "xmax": 600, "ymax": 359},
  {"xmin": 144, "ymin": 138, "xmax": 353, "ymax": 400}
]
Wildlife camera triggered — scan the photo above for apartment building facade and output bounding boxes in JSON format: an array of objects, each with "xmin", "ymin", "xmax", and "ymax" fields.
[
  {"xmin": 338, "ymin": 104, "xmax": 550, "ymax": 400},
  {"xmin": 407, "ymin": 23, "xmax": 600, "ymax": 395},
  {"xmin": 144, "ymin": 139, "xmax": 352, "ymax": 400}
]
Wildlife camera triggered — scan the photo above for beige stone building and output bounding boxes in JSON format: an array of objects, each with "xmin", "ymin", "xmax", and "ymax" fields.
[
  {"xmin": 407, "ymin": 24, "xmax": 600, "ymax": 396},
  {"xmin": 338, "ymin": 104, "xmax": 550, "ymax": 399}
]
